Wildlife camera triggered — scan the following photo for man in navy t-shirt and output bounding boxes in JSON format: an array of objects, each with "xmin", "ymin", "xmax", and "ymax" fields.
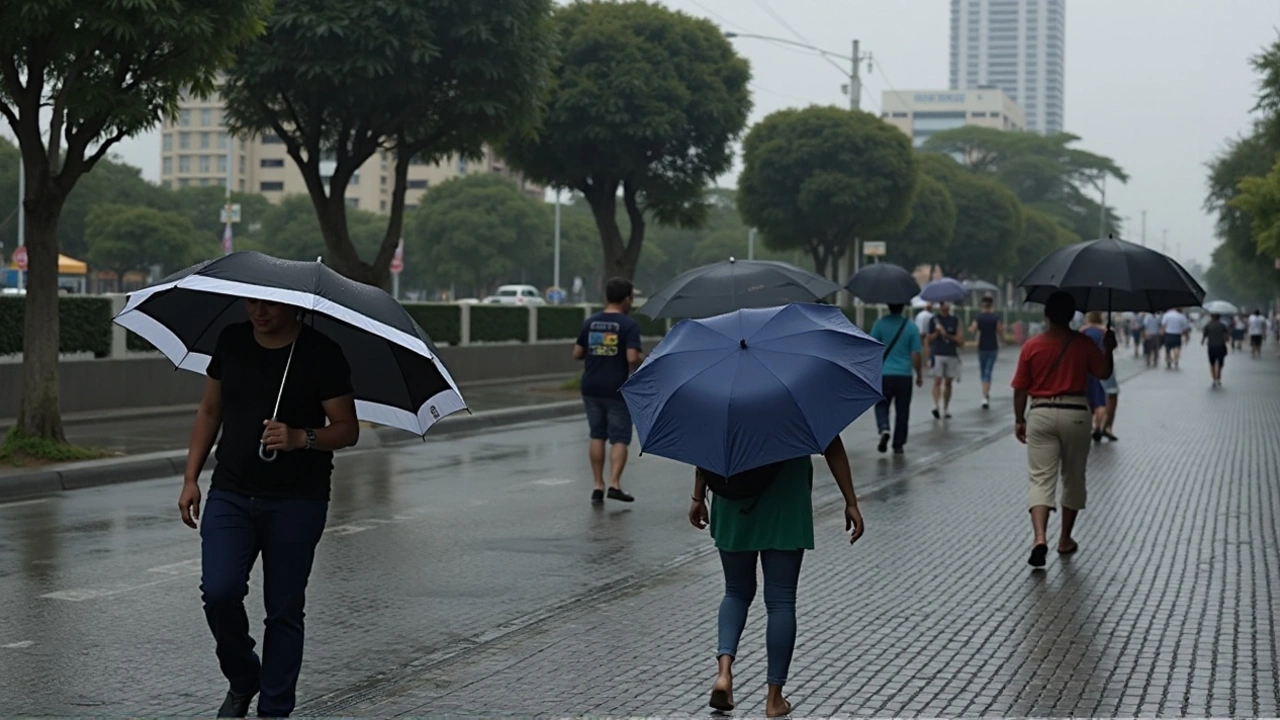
[{"xmin": 574, "ymin": 277, "xmax": 644, "ymax": 504}]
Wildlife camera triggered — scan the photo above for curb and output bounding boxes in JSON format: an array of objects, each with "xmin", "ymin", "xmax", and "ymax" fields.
[{"xmin": 0, "ymin": 400, "xmax": 586, "ymax": 502}]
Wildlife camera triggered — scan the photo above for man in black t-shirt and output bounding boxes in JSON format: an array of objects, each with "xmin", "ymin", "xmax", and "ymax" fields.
[
  {"xmin": 1201, "ymin": 312, "xmax": 1230, "ymax": 387},
  {"xmin": 178, "ymin": 298, "xmax": 358, "ymax": 718},
  {"xmin": 927, "ymin": 302, "xmax": 964, "ymax": 419},
  {"xmin": 574, "ymin": 277, "xmax": 643, "ymax": 504},
  {"xmin": 967, "ymin": 296, "xmax": 1004, "ymax": 409}
]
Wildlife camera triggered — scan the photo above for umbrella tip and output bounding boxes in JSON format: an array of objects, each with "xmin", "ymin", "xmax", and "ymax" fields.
[{"xmin": 739, "ymin": 338, "xmax": 747, "ymax": 349}]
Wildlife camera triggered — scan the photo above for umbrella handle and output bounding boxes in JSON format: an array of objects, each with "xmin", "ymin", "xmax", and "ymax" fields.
[{"xmin": 259, "ymin": 443, "xmax": 278, "ymax": 463}]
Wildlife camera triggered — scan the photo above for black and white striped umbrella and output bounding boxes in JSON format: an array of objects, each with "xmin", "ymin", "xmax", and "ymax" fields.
[{"xmin": 113, "ymin": 252, "xmax": 466, "ymax": 436}]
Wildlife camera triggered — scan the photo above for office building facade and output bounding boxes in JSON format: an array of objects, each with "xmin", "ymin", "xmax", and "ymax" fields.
[
  {"xmin": 881, "ymin": 88, "xmax": 1026, "ymax": 147},
  {"xmin": 949, "ymin": 0, "xmax": 1064, "ymax": 134}
]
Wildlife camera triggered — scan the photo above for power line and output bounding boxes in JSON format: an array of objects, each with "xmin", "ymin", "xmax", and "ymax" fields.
[{"xmin": 751, "ymin": 0, "xmax": 848, "ymax": 77}]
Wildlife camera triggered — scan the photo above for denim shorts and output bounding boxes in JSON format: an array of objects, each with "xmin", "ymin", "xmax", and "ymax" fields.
[
  {"xmin": 977, "ymin": 349, "xmax": 998, "ymax": 383},
  {"xmin": 583, "ymin": 395, "xmax": 632, "ymax": 445}
]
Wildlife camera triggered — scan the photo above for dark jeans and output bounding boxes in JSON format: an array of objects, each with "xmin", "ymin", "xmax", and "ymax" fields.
[
  {"xmin": 874, "ymin": 375, "xmax": 914, "ymax": 450},
  {"xmin": 717, "ymin": 549, "xmax": 804, "ymax": 686},
  {"xmin": 200, "ymin": 488, "xmax": 328, "ymax": 717}
]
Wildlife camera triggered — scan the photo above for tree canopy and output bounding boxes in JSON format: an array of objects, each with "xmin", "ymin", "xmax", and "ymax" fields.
[
  {"xmin": 84, "ymin": 204, "xmax": 198, "ymax": 287},
  {"xmin": 502, "ymin": 0, "xmax": 752, "ymax": 285},
  {"xmin": 919, "ymin": 153, "xmax": 1022, "ymax": 278},
  {"xmin": 738, "ymin": 106, "xmax": 917, "ymax": 280},
  {"xmin": 1016, "ymin": 208, "xmax": 1079, "ymax": 281},
  {"xmin": 870, "ymin": 173, "xmax": 955, "ymax": 273},
  {"xmin": 0, "ymin": 0, "xmax": 268, "ymax": 441},
  {"xmin": 223, "ymin": 0, "xmax": 555, "ymax": 286},
  {"xmin": 405, "ymin": 174, "xmax": 550, "ymax": 298}
]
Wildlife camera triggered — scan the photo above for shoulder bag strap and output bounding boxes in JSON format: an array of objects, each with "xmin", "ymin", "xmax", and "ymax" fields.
[
  {"xmin": 882, "ymin": 317, "xmax": 909, "ymax": 360},
  {"xmin": 1034, "ymin": 333, "xmax": 1076, "ymax": 394}
]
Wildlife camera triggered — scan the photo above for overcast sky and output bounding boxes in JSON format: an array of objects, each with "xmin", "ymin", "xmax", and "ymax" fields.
[{"xmin": 102, "ymin": 0, "xmax": 1278, "ymax": 266}]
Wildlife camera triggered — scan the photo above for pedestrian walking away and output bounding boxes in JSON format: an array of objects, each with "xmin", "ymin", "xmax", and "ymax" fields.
[
  {"xmin": 1247, "ymin": 308, "xmax": 1266, "ymax": 359},
  {"xmin": 1129, "ymin": 314, "xmax": 1144, "ymax": 357},
  {"xmin": 1141, "ymin": 311, "xmax": 1162, "ymax": 367},
  {"xmin": 926, "ymin": 302, "xmax": 964, "ymax": 419},
  {"xmin": 1080, "ymin": 312, "xmax": 1119, "ymax": 442},
  {"xmin": 574, "ymin": 277, "xmax": 644, "ymax": 504},
  {"xmin": 1012, "ymin": 291, "xmax": 1115, "ymax": 568},
  {"xmin": 1202, "ymin": 312, "xmax": 1230, "ymax": 387},
  {"xmin": 1160, "ymin": 307, "xmax": 1190, "ymax": 369},
  {"xmin": 870, "ymin": 303, "xmax": 924, "ymax": 455},
  {"xmin": 1231, "ymin": 313, "xmax": 1247, "ymax": 351},
  {"xmin": 179, "ymin": 299, "xmax": 360, "ymax": 718},
  {"xmin": 968, "ymin": 296, "xmax": 1004, "ymax": 409},
  {"xmin": 914, "ymin": 302, "xmax": 934, "ymax": 365},
  {"xmin": 689, "ymin": 437, "xmax": 864, "ymax": 718}
]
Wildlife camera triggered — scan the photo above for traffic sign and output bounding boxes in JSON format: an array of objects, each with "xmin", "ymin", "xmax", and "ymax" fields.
[
  {"xmin": 390, "ymin": 239, "xmax": 404, "ymax": 274},
  {"xmin": 863, "ymin": 241, "xmax": 886, "ymax": 257},
  {"xmin": 13, "ymin": 246, "xmax": 27, "ymax": 271},
  {"xmin": 546, "ymin": 287, "xmax": 565, "ymax": 304},
  {"xmin": 219, "ymin": 203, "xmax": 242, "ymax": 224}
]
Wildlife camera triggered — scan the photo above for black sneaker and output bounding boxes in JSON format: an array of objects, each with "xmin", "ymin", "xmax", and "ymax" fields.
[
  {"xmin": 606, "ymin": 487, "xmax": 635, "ymax": 502},
  {"xmin": 932, "ymin": 408, "xmax": 941, "ymax": 419},
  {"xmin": 590, "ymin": 489, "xmax": 604, "ymax": 504},
  {"xmin": 892, "ymin": 447, "xmax": 905, "ymax": 456},
  {"xmin": 217, "ymin": 688, "xmax": 258, "ymax": 718},
  {"xmin": 877, "ymin": 432, "xmax": 890, "ymax": 453}
]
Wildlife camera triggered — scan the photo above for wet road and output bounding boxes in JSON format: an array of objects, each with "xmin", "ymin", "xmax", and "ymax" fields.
[{"xmin": 0, "ymin": 352, "xmax": 1146, "ymax": 714}]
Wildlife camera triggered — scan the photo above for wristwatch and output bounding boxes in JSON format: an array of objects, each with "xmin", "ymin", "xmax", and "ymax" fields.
[{"xmin": 304, "ymin": 428, "xmax": 316, "ymax": 450}]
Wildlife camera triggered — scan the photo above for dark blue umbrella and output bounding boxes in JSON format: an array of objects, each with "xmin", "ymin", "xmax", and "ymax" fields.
[
  {"xmin": 919, "ymin": 277, "xmax": 968, "ymax": 303},
  {"xmin": 620, "ymin": 303, "xmax": 883, "ymax": 477}
]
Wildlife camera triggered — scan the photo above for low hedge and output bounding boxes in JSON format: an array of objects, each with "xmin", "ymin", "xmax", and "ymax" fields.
[
  {"xmin": 470, "ymin": 304, "xmax": 528, "ymax": 343},
  {"xmin": 0, "ymin": 295, "xmax": 113, "ymax": 356},
  {"xmin": 403, "ymin": 303, "xmax": 462, "ymax": 345},
  {"xmin": 537, "ymin": 306, "xmax": 586, "ymax": 341}
]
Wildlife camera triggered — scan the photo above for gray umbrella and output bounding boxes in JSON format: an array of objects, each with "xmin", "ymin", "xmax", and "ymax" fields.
[
  {"xmin": 637, "ymin": 258, "xmax": 841, "ymax": 320},
  {"xmin": 962, "ymin": 279, "xmax": 1000, "ymax": 294}
]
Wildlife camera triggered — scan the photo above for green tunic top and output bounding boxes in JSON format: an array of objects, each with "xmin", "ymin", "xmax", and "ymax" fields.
[{"xmin": 709, "ymin": 456, "xmax": 815, "ymax": 552}]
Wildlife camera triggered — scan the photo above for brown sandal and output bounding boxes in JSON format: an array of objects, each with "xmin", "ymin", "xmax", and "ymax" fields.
[{"xmin": 766, "ymin": 698, "xmax": 793, "ymax": 718}]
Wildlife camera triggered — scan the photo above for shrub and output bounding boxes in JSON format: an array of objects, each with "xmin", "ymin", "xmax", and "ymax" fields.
[
  {"xmin": 0, "ymin": 295, "xmax": 113, "ymax": 356},
  {"xmin": 470, "ymin": 305, "xmax": 529, "ymax": 342},
  {"xmin": 403, "ymin": 303, "xmax": 462, "ymax": 345},
  {"xmin": 537, "ymin": 306, "xmax": 586, "ymax": 341}
]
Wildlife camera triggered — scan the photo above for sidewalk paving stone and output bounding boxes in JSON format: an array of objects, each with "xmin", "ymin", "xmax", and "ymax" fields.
[{"xmin": 301, "ymin": 351, "xmax": 1280, "ymax": 718}]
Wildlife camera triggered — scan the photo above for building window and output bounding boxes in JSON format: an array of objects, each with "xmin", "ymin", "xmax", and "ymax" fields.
[
  {"xmin": 381, "ymin": 175, "xmax": 387, "ymax": 186},
  {"xmin": 200, "ymin": 108, "xmax": 212, "ymax": 127},
  {"xmin": 178, "ymin": 178, "xmax": 191, "ymax": 187},
  {"xmin": 199, "ymin": 132, "xmax": 210, "ymax": 150},
  {"xmin": 262, "ymin": 133, "xmax": 284, "ymax": 144},
  {"xmin": 891, "ymin": 112, "xmax": 909, "ymax": 118},
  {"xmin": 178, "ymin": 132, "xmax": 191, "ymax": 149},
  {"xmin": 162, "ymin": 133, "xmax": 173, "ymax": 152},
  {"xmin": 178, "ymin": 109, "xmax": 191, "ymax": 127},
  {"xmin": 239, "ymin": 178, "xmax": 246, "ymax": 192},
  {"xmin": 350, "ymin": 172, "xmax": 359, "ymax": 186},
  {"xmin": 162, "ymin": 157, "xmax": 173, "ymax": 175},
  {"xmin": 260, "ymin": 158, "xmax": 286, "ymax": 168},
  {"xmin": 239, "ymin": 156, "xmax": 246, "ymax": 174},
  {"xmin": 407, "ymin": 179, "xmax": 429, "ymax": 190},
  {"xmin": 179, "ymin": 156, "xmax": 191, "ymax": 172},
  {"xmin": 217, "ymin": 156, "xmax": 228, "ymax": 173},
  {"xmin": 199, "ymin": 155, "xmax": 211, "ymax": 173},
  {"xmin": 199, "ymin": 178, "xmax": 212, "ymax": 187},
  {"xmin": 216, "ymin": 133, "xmax": 228, "ymax": 150},
  {"xmin": 380, "ymin": 200, "xmax": 387, "ymax": 212},
  {"xmin": 457, "ymin": 158, "xmax": 467, "ymax": 174},
  {"xmin": 260, "ymin": 181, "xmax": 285, "ymax": 192},
  {"xmin": 345, "ymin": 197, "xmax": 359, "ymax": 208}
]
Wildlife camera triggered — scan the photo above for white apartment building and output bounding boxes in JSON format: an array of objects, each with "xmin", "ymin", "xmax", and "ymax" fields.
[
  {"xmin": 880, "ymin": 88, "xmax": 1026, "ymax": 147},
  {"xmin": 949, "ymin": 0, "xmax": 1064, "ymax": 134},
  {"xmin": 158, "ymin": 93, "xmax": 541, "ymax": 212}
]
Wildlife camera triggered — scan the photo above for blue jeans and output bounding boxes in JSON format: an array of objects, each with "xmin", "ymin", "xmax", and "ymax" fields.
[
  {"xmin": 717, "ymin": 549, "xmax": 804, "ymax": 686},
  {"xmin": 200, "ymin": 489, "xmax": 328, "ymax": 717},
  {"xmin": 583, "ymin": 395, "xmax": 632, "ymax": 445},
  {"xmin": 978, "ymin": 349, "xmax": 998, "ymax": 383}
]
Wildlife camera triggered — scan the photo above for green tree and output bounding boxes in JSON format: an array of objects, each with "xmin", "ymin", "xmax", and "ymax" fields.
[
  {"xmin": 242, "ymin": 195, "xmax": 385, "ymax": 265},
  {"xmin": 1204, "ymin": 129, "xmax": 1280, "ymax": 305},
  {"xmin": 84, "ymin": 205, "xmax": 198, "ymax": 289},
  {"xmin": 0, "ymin": 0, "xmax": 267, "ymax": 441},
  {"xmin": 1016, "ymin": 208, "xmax": 1080, "ymax": 280},
  {"xmin": 502, "ymin": 1, "xmax": 752, "ymax": 285},
  {"xmin": 739, "ymin": 106, "xmax": 917, "ymax": 280},
  {"xmin": 1251, "ymin": 34, "xmax": 1280, "ymax": 151},
  {"xmin": 919, "ymin": 153, "xmax": 1022, "ymax": 278},
  {"xmin": 870, "ymin": 173, "xmax": 955, "ymax": 273},
  {"xmin": 163, "ymin": 185, "xmax": 273, "ymax": 258},
  {"xmin": 1231, "ymin": 158, "xmax": 1280, "ymax": 257},
  {"xmin": 406, "ymin": 174, "xmax": 551, "ymax": 298},
  {"xmin": 223, "ymin": 0, "xmax": 554, "ymax": 287}
]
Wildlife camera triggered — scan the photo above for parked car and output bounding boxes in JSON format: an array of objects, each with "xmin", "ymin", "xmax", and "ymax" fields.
[{"xmin": 482, "ymin": 284, "xmax": 545, "ymax": 305}]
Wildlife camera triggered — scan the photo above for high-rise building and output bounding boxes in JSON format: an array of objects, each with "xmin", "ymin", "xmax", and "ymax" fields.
[
  {"xmin": 158, "ymin": 91, "xmax": 542, "ymax": 213},
  {"xmin": 949, "ymin": 0, "xmax": 1064, "ymax": 134}
]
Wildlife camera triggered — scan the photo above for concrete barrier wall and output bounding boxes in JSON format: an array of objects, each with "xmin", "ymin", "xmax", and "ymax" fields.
[{"xmin": 0, "ymin": 341, "xmax": 584, "ymax": 418}]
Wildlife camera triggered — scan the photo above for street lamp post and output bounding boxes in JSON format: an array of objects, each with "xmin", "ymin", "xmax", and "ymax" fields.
[{"xmin": 553, "ymin": 188, "xmax": 561, "ymax": 293}]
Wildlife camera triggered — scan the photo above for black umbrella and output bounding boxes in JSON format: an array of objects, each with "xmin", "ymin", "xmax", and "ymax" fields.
[
  {"xmin": 844, "ymin": 262, "xmax": 921, "ymax": 305},
  {"xmin": 1018, "ymin": 236, "xmax": 1205, "ymax": 315},
  {"xmin": 113, "ymin": 251, "xmax": 467, "ymax": 439},
  {"xmin": 637, "ymin": 257, "xmax": 842, "ymax": 320}
]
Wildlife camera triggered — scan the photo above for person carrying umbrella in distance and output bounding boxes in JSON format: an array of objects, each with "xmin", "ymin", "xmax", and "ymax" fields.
[
  {"xmin": 1201, "ymin": 311, "xmax": 1230, "ymax": 387},
  {"xmin": 1012, "ymin": 291, "xmax": 1116, "ymax": 567},
  {"xmin": 918, "ymin": 279, "xmax": 968, "ymax": 419},
  {"xmin": 847, "ymin": 262, "xmax": 924, "ymax": 454},
  {"xmin": 621, "ymin": 303, "xmax": 879, "ymax": 717},
  {"xmin": 968, "ymin": 295, "xmax": 1004, "ymax": 409},
  {"xmin": 113, "ymin": 252, "xmax": 467, "ymax": 717}
]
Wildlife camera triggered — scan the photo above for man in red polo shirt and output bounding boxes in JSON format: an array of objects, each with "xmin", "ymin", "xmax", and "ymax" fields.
[{"xmin": 1011, "ymin": 291, "xmax": 1115, "ymax": 568}]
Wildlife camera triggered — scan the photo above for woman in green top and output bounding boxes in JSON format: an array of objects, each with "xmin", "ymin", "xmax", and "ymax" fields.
[{"xmin": 689, "ymin": 436, "xmax": 865, "ymax": 717}]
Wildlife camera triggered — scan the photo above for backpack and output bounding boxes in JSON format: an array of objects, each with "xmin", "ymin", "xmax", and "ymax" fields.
[{"xmin": 697, "ymin": 461, "xmax": 787, "ymax": 515}]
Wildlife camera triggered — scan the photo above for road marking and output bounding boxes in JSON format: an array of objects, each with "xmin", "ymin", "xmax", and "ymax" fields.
[
  {"xmin": 2, "ymin": 641, "xmax": 34, "ymax": 648},
  {"xmin": 531, "ymin": 479, "xmax": 573, "ymax": 486},
  {"xmin": 324, "ymin": 524, "xmax": 372, "ymax": 536},
  {"xmin": 0, "ymin": 498, "xmax": 48, "ymax": 509},
  {"xmin": 41, "ymin": 576, "xmax": 187, "ymax": 601},
  {"xmin": 147, "ymin": 558, "xmax": 201, "ymax": 575}
]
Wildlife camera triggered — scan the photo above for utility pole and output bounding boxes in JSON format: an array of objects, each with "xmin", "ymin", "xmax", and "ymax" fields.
[
  {"xmin": 1141, "ymin": 210, "xmax": 1147, "ymax": 246},
  {"xmin": 553, "ymin": 188, "xmax": 561, "ymax": 291},
  {"xmin": 845, "ymin": 39, "xmax": 863, "ymax": 308},
  {"xmin": 748, "ymin": 227, "xmax": 756, "ymax": 260},
  {"xmin": 1161, "ymin": 228, "xmax": 1168, "ymax": 255}
]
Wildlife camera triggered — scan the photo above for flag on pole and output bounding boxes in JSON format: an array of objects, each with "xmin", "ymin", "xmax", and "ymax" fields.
[{"xmin": 222, "ymin": 222, "xmax": 233, "ymax": 255}]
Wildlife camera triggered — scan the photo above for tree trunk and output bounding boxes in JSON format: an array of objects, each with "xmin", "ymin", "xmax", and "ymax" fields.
[
  {"xmin": 18, "ymin": 196, "xmax": 67, "ymax": 442},
  {"xmin": 584, "ymin": 181, "xmax": 643, "ymax": 287}
]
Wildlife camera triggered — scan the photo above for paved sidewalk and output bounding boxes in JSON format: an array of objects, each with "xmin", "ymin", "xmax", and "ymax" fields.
[{"xmin": 302, "ymin": 349, "xmax": 1280, "ymax": 717}]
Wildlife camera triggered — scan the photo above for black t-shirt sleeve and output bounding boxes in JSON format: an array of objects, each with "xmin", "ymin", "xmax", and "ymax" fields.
[{"xmin": 316, "ymin": 337, "xmax": 355, "ymax": 402}]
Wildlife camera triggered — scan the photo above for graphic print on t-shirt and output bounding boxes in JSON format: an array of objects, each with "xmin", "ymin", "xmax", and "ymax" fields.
[{"xmin": 588, "ymin": 321, "xmax": 622, "ymax": 356}]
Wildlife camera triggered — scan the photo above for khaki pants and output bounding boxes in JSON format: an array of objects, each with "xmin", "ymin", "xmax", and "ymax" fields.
[{"xmin": 1026, "ymin": 396, "xmax": 1092, "ymax": 510}]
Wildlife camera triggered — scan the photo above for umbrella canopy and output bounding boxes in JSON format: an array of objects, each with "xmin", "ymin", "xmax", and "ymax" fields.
[
  {"xmin": 620, "ymin": 303, "xmax": 883, "ymax": 477},
  {"xmin": 113, "ymin": 252, "xmax": 466, "ymax": 436},
  {"xmin": 1018, "ymin": 237, "xmax": 1205, "ymax": 312},
  {"xmin": 1202, "ymin": 300, "xmax": 1239, "ymax": 316},
  {"xmin": 962, "ymin": 279, "xmax": 1000, "ymax": 294},
  {"xmin": 919, "ymin": 278, "xmax": 968, "ymax": 304},
  {"xmin": 636, "ymin": 258, "xmax": 841, "ymax": 320},
  {"xmin": 844, "ymin": 262, "xmax": 921, "ymax": 305}
]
